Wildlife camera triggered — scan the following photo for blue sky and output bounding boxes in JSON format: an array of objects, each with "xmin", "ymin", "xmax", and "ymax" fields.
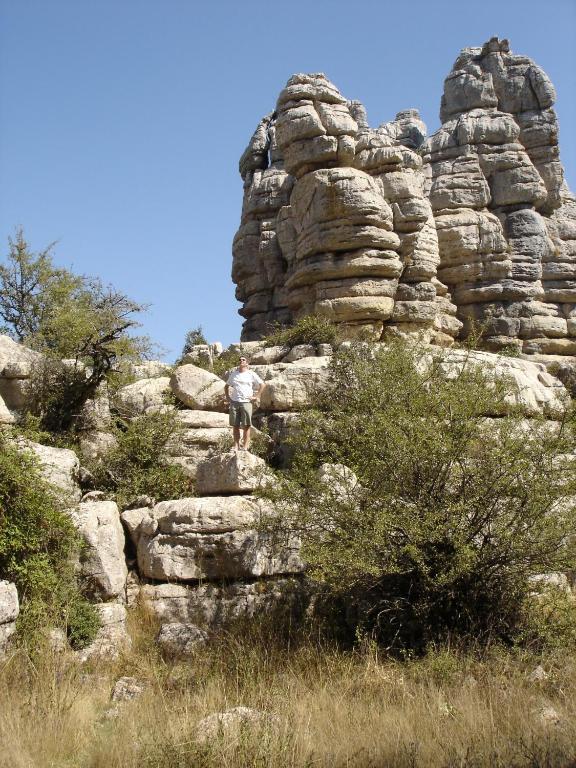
[{"xmin": 1, "ymin": 0, "xmax": 575, "ymax": 360}]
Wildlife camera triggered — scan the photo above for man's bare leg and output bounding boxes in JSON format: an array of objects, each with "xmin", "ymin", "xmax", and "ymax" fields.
[
  {"xmin": 233, "ymin": 426, "xmax": 241, "ymax": 451},
  {"xmin": 242, "ymin": 426, "xmax": 251, "ymax": 451}
]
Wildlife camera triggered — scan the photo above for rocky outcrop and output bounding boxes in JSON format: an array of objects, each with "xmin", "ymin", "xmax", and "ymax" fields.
[
  {"xmin": 17, "ymin": 439, "xmax": 82, "ymax": 503},
  {"xmin": 233, "ymin": 40, "xmax": 575, "ymax": 359},
  {"xmin": 122, "ymin": 496, "xmax": 302, "ymax": 581},
  {"xmin": 195, "ymin": 450, "xmax": 272, "ymax": 495},
  {"xmin": 0, "ymin": 335, "xmax": 43, "ymax": 422},
  {"xmin": 140, "ymin": 578, "xmax": 306, "ymax": 630},
  {"xmin": 423, "ymin": 37, "xmax": 575, "ymax": 354},
  {"xmin": 71, "ymin": 500, "xmax": 128, "ymax": 601},
  {"xmin": 233, "ymin": 76, "xmax": 462, "ymax": 343},
  {"xmin": 0, "ymin": 581, "xmax": 19, "ymax": 657},
  {"xmin": 114, "ymin": 376, "xmax": 171, "ymax": 417}
]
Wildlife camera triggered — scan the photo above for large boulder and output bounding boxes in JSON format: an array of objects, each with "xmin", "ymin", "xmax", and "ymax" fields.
[
  {"xmin": 432, "ymin": 348, "xmax": 569, "ymax": 418},
  {"xmin": 114, "ymin": 376, "xmax": 171, "ymax": 417},
  {"xmin": 124, "ymin": 497, "xmax": 302, "ymax": 581},
  {"xmin": 140, "ymin": 578, "xmax": 306, "ymax": 630},
  {"xmin": 77, "ymin": 603, "xmax": 130, "ymax": 663},
  {"xmin": 195, "ymin": 451, "xmax": 272, "ymax": 495},
  {"xmin": 17, "ymin": 439, "xmax": 81, "ymax": 503},
  {"xmin": 170, "ymin": 365, "xmax": 227, "ymax": 411},
  {"xmin": 71, "ymin": 500, "xmax": 128, "ymax": 601},
  {"xmin": 256, "ymin": 358, "xmax": 331, "ymax": 411},
  {"xmin": 0, "ymin": 581, "xmax": 19, "ymax": 657},
  {"xmin": 156, "ymin": 622, "xmax": 208, "ymax": 658}
]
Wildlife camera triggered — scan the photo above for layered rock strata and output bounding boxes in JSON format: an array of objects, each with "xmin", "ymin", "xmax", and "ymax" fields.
[
  {"xmin": 233, "ymin": 40, "xmax": 575, "ymax": 358},
  {"xmin": 233, "ymin": 76, "xmax": 461, "ymax": 343},
  {"xmin": 423, "ymin": 37, "xmax": 576, "ymax": 353}
]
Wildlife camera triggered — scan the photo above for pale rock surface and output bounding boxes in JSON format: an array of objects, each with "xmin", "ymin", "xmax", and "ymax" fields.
[
  {"xmin": 170, "ymin": 365, "xmax": 227, "ymax": 411},
  {"xmin": 77, "ymin": 603, "xmax": 130, "ymax": 662},
  {"xmin": 131, "ymin": 496, "xmax": 302, "ymax": 581},
  {"xmin": 140, "ymin": 578, "xmax": 305, "ymax": 630},
  {"xmin": 17, "ymin": 439, "xmax": 81, "ymax": 503},
  {"xmin": 79, "ymin": 430, "xmax": 118, "ymax": 461},
  {"xmin": 128, "ymin": 360, "xmax": 172, "ymax": 380},
  {"xmin": 71, "ymin": 500, "xmax": 128, "ymax": 601},
  {"xmin": 0, "ymin": 581, "xmax": 19, "ymax": 656},
  {"xmin": 111, "ymin": 676, "xmax": 146, "ymax": 702},
  {"xmin": 195, "ymin": 450, "xmax": 272, "ymax": 495},
  {"xmin": 196, "ymin": 707, "xmax": 272, "ymax": 745},
  {"xmin": 114, "ymin": 376, "xmax": 170, "ymax": 417},
  {"xmin": 156, "ymin": 622, "xmax": 208, "ymax": 657},
  {"xmin": 431, "ymin": 348, "xmax": 568, "ymax": 418},
  {"xmin": 423, "ymin": 37, "xmax": 576, "ymax": 354},
  {"xmin": 256, "ymin": 359, "xmax": 331, "ymax": 411},
  {"xmin": 0, "ymin": 393, "xmax": 15, "ymax": 424}
]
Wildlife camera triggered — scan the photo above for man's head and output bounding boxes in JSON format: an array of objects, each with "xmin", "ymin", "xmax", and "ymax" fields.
[{"xmin": 238, "ymin": 356, "xmax": 249, "ymax": 371}]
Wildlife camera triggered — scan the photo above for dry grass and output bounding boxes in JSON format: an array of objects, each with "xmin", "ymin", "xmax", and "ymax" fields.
[{"xmin": 1, "ymin": 612, "xmax": 576, "ymax": 768}]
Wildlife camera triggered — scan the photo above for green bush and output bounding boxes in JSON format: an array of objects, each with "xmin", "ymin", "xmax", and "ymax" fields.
[
  {"xmin": 85, "ymin": 410, "xmax": 193, "ymax": 509},
  {"xmin": 263, "ymin": 315, "xmax": 339, "ymax": 348},
  {"xmin": 0, "ymin": 433, "xmax": 99, "ymax": 648},
  {"xmin": 262, "ymin": 341, "xmax": 576, "ymax": 651}
]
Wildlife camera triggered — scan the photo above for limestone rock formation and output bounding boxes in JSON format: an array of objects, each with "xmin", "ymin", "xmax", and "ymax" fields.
[
  {"xmin": 233, "ymin": 39, "xmax": 575, "ymax": 358},
  {"xmin": 195, "ymin": 450, "xmax": 272, "ymax": 495},
  {"xmin": 233, "ymin": 77, "xmax": 461, "ymax": 343},
  {"xmin": 140, "ymin": 578, "xmax": 306, "ymax": 630},
  {"xmin": 71, "ymin": 500, "xmax": 128, "ymax": 601},
  {"xmin": 114, "ymin": 376, "xmax": 171, "ymax": 417},
  {"xmin": 0, "ymin": 581, "xmax": 19, "ymax": 657},
  {"xmin": 423, "ymin": 37, "xmax": 576, "ymax": 354},
  {"xmin": 123, "ymin": 496, "xmax": 302, "ymax": 581}
]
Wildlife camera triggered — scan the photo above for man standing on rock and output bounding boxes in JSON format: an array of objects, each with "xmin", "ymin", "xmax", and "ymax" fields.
[{"xmin": 225, "ymin": 356, "xmax": 265, "ymax": 452}]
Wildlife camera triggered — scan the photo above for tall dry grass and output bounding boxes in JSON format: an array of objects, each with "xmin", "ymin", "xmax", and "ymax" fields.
[{"xmin": 1, "ymin": 611, "xmax": 575, "ymax": 768}]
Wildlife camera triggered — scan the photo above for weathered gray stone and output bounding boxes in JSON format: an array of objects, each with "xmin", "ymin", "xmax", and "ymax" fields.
[
  {"xmin": 0, "ymin": 581, "xmax": 19, "ymax": 626},
  {"xmin": 195, "ymin": 451, "xmax": 272, "ymax": 495},
  {"xmin": 77, "ymin": 603, "xmax": 130, "ymax": 663},
  {"xmin": 71, "ymin": 500, "xmax": 128, "ymax": 601},
  {"xmin": 196, "ymin": 707, "xmax": 273, "ymax": 745},
  {"xmin": 156, "ymin": 622, "xmax": 208, "ymax": 657},
  {"xmin": 111, "ymin": 676, "xmax": 147, "ymax": 702},
  {"xmin": 135, "ymin": 496, "xmax": 302, "ymax": 581},
  {"xmin": 114, "ymin": 377, "xmax": 171, "ymax": 417},
  {"xmin": 140, "ymin": 578, "xmax": 306, "ymax": 630},
  {"xmin": 17, "ymin": 439, "xmax": 81, "ymax": 503},
  {"xmin": 170, "ymin": 365, "xmax": 227, "ymax": 411}
]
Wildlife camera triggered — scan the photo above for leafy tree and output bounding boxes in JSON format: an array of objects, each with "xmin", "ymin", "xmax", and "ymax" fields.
[
  {"xmin": 0, "ymin": 230, "xmax": 151, "ymax": 431},
  {"xmin": 263, "ymin": 341, "xmax": 576, "ymax": 651}
]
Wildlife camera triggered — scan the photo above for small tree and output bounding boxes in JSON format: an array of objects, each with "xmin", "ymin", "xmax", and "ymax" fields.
[
  {"xmin": 181, "ymin": 326, "xmax": 208, "ymax": 356},
  {"xmin": 0, "ymin": 231, "xmax": 151, "ymax": 431},
  {"xmin": 263, "ymin": 342, "xmax": 576, "ymax": 650}
]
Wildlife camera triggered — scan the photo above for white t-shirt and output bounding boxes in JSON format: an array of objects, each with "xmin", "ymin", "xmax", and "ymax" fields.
[{"xmin": 226, "ymin": 368, "xmax": 264, "ymax": 403}]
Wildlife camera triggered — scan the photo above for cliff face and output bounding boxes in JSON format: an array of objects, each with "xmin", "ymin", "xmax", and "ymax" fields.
[
  {"xmin": 233, "ymin": 38, "xmax": 575, "ymax": 355},
  {"xmin": 425, "ymin": 37, "xmax": 576, "ymax": 354}
]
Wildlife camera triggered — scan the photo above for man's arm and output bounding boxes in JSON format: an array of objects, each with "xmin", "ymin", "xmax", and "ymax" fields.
[{"xmin": 225, "ymin": 383, "xmax": 231, "ymax": 403}]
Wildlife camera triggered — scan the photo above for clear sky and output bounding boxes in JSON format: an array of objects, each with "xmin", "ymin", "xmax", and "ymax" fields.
[{"xmin": 1, "ymin": 0, "xmax": 575, "ymax": 360}]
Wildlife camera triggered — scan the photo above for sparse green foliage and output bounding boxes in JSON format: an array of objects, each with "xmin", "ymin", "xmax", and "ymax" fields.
[
  {"xmin": 85, "ymin": 410, "xmax": 193, "ymax": 508},
  {"xmin": 0, "ymin": 432, "xmax": 99, "ymax": 648},
  {"xmin": 263, "ymin": 341, "xmax": 576, "ymax": 651},
  {"xmin": 1, "ymin": 231, "xmax": 152, "ymax": 431},
  {"xmin": 181, "ymin": 326, "xmax": 208, "ymax": 357},
  {"xmin": 263, "ymin": 315, "xmax": 339, "ymax": 348}
]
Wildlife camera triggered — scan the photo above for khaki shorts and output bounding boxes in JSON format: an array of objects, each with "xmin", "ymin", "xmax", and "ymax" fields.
[{"xmin": 229, "ymin": 401, "xmax": 253, "ymax": 427}]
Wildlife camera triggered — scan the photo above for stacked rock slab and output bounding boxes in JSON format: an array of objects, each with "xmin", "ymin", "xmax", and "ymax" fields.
[
  {"xmin": 232, "ymin": 115, "xmax": 294, "ymax": 339},
  {"xmin": 233, "ymin": 75, "xmax": 461, "ymax": 343},
  {"xmin": 424, "ymin": 37, "xmax": 576, "ymax": 354},
  {"xmin": 353, "ymin": 109, "xmax": 460, "ymax": 344}
]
